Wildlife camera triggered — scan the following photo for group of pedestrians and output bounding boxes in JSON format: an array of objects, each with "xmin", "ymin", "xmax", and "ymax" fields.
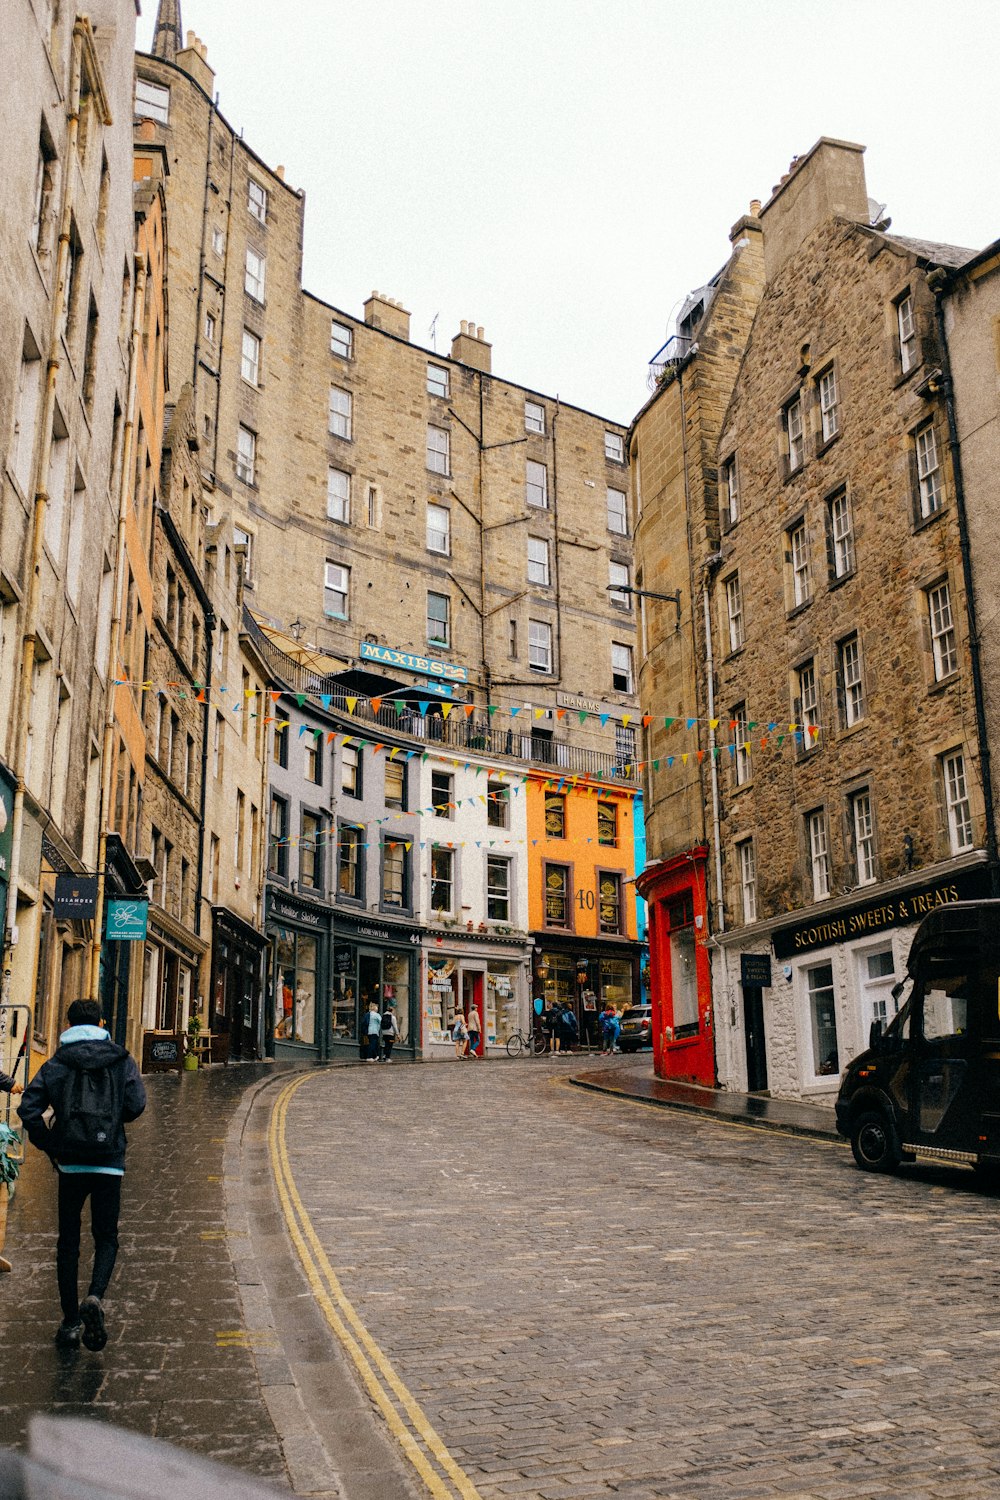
[
  {"xmin": 540, "ymin": 1002, "xmax": 579, "ymax": 1054},
  {"xmin": 600, "ymin": 1004, "xmax": 622, "ymax": 1053},
  {"xmin": 451, "ymin": 1005, "xmax": 482, "ymax": 1059},
  {"xmin": 364, "ymin": 1000, "xmax": 400, "ymax": 1061}
]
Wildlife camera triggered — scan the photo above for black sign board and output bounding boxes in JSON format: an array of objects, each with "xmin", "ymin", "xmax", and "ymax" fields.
[
  {"xmin": 54, "ymin": 874, "xmax": 99, "ymax": 919},
  {"xmin": 740, "ymin": 953, "xmax": 772, "ymax": 988},
  {"xmin": 334, "ymin": 947, "xmax": 353, "ymax": 974},
  {"xmin": 141, "ymin": 1031, "xmax": 184, "ymax": 1074},
  {"xmin": 771, "ymin": 865, "xmax": 992, "ymax": 960}
]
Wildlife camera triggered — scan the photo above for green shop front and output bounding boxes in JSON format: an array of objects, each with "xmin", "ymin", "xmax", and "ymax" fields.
[{"xmin": 267, "ymin": 888, "xmax": 420, "ymax": 1061}]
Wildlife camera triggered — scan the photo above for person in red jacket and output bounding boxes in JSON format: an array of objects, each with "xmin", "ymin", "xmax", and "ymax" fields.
[{"xmin": 19, "ymin": 998, "xmax": 146, "ymax": 1351}]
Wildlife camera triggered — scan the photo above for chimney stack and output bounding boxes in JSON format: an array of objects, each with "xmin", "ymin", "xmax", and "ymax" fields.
[
  {"xmin": 451, "ymin": 320, "xmax": 491, "ymax": 373},
  {"xmin": 363, "ymin": 291, "xmax": 411, "ymax": 341}
]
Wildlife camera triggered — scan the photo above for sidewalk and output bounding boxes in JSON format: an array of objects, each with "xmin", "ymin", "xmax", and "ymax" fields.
[{"xmin": 569, "ymin": 1055, "xmax": 843, "ymax": 1141}]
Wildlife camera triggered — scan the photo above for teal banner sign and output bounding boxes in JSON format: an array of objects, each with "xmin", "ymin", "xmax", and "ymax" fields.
[
  {"xmin": 359, "ymin": 640, "xmax": 468, "ymax": 683},
  {"xmin": 106, "ymin": 899, "xmax": 149, "ymax": 941}
]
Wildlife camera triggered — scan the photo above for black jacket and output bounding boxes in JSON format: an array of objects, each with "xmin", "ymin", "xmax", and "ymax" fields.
[{"xmin": 18, "ymin": 1037, "xmax": 146, "ymax": 1171}]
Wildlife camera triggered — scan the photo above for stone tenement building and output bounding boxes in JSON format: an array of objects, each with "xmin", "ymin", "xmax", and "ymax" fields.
[
  {"xmin": 631, "ymin": 206, "xmax": 765, "ymax": 1086},
  {"xmin": 135, "ymin": 10, "xmax": 639, "ymax": 768},
  {"xmin": 1, "ymin": 1, "xmax": 138, "ymax": 1067},
  {"xmin": 634, "ymin": 137, "xmax": 999, "ymax": 1103}
]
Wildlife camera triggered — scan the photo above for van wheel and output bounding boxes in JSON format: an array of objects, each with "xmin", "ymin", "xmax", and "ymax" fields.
[{"xmin": 851, "ymin": 1110, "xmax": 901, "ymax": 1173}]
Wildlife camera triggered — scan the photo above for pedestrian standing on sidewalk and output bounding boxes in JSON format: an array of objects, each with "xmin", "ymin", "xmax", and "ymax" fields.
[
  {"xmin": 17, "ymin": 998, "xmax": 146, "ymax": 1351},
  {"xmin": 380, "ymin": 1001, "xmax": 399, "ymax": 1062},
  {"xmin": 365, "ymin": 1001, "xmax": 382, "ymax": 1062},
  {"xmin": 466, "ymin": 1004, "xmax": 482, "ymax": 1059},
  {"xmin": 452, "ymin": 1007, "xmax": 469, "ymax": 1059},
  {"xmin": 558, "ymin": 1003, "xmax": 579, "ymax": 1054}
]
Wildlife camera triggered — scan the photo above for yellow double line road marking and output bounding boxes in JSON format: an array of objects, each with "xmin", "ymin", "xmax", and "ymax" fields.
[{"xmin": 268, "ymin": 1074, "xmax": 484, "ymax": 1500}]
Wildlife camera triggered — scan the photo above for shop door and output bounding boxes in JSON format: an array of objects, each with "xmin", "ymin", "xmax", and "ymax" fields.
[
  {"xmin": 358, "ymin": 950, "xmax": 382, "ymax": 1058},
  {"xmin": 743, "ymin": 986, "xmax": 768, "ymax": 1092},
  {"xmin": 906, "ymin": 977, "xmax": 977, "ymax": 1151},
  {"xmin": 463, "ymin": 970, "xmax": 483, "ymax": 1055}
]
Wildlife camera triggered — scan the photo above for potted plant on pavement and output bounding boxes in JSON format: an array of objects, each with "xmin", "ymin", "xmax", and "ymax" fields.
[
  {"xmin": 185, "ymin": 1014, "xmax": 202, "ymax": 1070},
  {"xmin": 0, "ymin": 1120, "xmax": 22, "ymax": 1272}
]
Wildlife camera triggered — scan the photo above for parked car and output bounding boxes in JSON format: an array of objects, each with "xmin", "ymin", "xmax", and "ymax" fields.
[{"xmin": 618, "ymin": 1005, "xmax": 653, "ymax": 1052}]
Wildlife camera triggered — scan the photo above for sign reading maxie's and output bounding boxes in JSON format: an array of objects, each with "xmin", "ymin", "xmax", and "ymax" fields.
[{"xmin": 771, "ymin": 866, "xmax": 991, "ymax": 961}]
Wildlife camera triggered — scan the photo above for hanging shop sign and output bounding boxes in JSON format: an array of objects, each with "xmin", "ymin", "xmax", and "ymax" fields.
[
  {"xmin": 54, "ymin": 875, "xmax": 99, "ymax": 919},
  {"xmin": 417, "ymin": 679, "xmax": 456, "ymax": 700},
  {"xmin": 771, "ymin": 866, "xmax": 992, "ymax": 960},
  {"xmin": 359, "ymin": 641, "xmax": 468, "ymax": 683},
  {"xmin": 106, "ymin": 899, "xmax": 149, "ymax": 941},
  {"xmin": 740, "ymin": 953, "xmax": 772, "ymax": 988}
]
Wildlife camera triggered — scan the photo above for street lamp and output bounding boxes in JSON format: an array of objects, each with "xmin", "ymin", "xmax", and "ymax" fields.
[{"xmin": 606, "ymin": 583, "xmax": 682, "ymax": 631}]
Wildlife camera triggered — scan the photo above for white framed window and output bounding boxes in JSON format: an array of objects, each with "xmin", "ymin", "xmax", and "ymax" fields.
[
  {"xmin": 247, "ymin": 179, "xmax": 267, "ymax": 223},
  {"xmin": 851, "ymin": 789, "xmax": 876, "ymax": 885},
  {"xmin": 329, "ymin": 385, "xmax": 352, "ymax": 439},
  {"xmin": 204, "ymin": 311, "xmax": 216, "ymax": 344},
  {"xmin": 366, "ymin": 484, "xmax": 381, "ymax": 529},
  {"xmin": 725, "ymin": 573, "xmax": 744, "ymax": 652},
  {"xmin": 427, "ymin": 363, "xmax": 449, "ymax": 398},
  {"xmin": 615, "ymin": 724, "xmax": 636, "ymax": 768},
  {"xmin": 606, "ymin": 486, "xmax": 627, "ymax": 535},
  {"xmin": 241, "ymin": 328, "xmax": 260, "ymax": 386},
  {"xmin": 526, "ymin": 459, "xmax": 548, "ymax": 509},
  {"xmin": 605, "ymin": 431, "xmax": 625, "ymax": 463},
  {"xmin": 806, "ymin": 963, "xmax": 839, "ymax": 1077},
  {"xmin": 943, "ymin": 749, "xmax": 974, "ymax": 853},
  {"xmin": 611, "ymin": 642, "xmax": 633, "ymax": 693},
  {"xmin": 829, "ymin": 489, "xmax": 855, "ymax": 578},
  {"xmin": 427, "ymin": 501, "xmax": 450, "ymax": 555},
  {"xmin": 524, "ymin": 400, "xmax": 545, "ymax": 434},
  {"xmin": 927, "ymin": 580, "xmax": 957, "ymax": 680},
  {"xmin": 527, "ymin": 535, "xmax": 550, "ymax": 587},
  {"xmin": 244, "ymin": 247, "xmax": 265, "ymax": 302},
  {"xmin": 330, "ymin": 320, "xmax": 352, "ymax": 359},
  {"xmin": 427, "ymin": 591, "xmax": 450, "ymax": 647},
  {"xmin": 807, "ymin": 809, "xmax": 830, "ymax": 900},
  {"xmin": 427, "ymin": 424, "xmax": 450, "ymax": 475},
  {"xmin": 487, "ymin": 856, "xmax": 511, "ymax": 922},
  {"xmin": 797, "ymin": 659, "xmax": 819, "ymax": 745},
  {"xmin": 915, "ymin": 421, "xmax": 943, "ymax": 518},
  {"xmin": 324, "ymin": 561, "xmax": 349, "ymax": 618},
  {"xmin": 818, "ymin": 367, "xmax": 839, "ymax": 442},
  {"xmin": 211, "ymin": 227, "xmax": 225, "ymax": 257},
  {"xmin": 788, "ymin": 519, "xmax": 811, "ymax": 607},
  {"xmin": 233, "ymin": 525, "xmax": 254, "ymax": 584},
  {"xmin": 529, "ymin": 619, "xmax": 552, "ymax": 673},
  {"xmin": 722, "ymin": 456, "xmax": 740, "ymax": 526},
  {"xmin": 135, "ymin": 77, "xmax": 170, "ymax": 122},
  {"xmin": 860, "ymin": 946, "xmax": 900, "ymax": 1036},
  {"xmin": 897, "ymin": 293, "xmax": 917, "ymax": 373},
  {"xmin": 732, "ymin": 703, "xmax": 751, "ymax": 786},
  {"xmin": 430, "ymin": 847, "xmax": 454, "ymax": 915},
  {"xmin": 609, "ymin": 560, "xmax": 630, "ymax": 607},
  {"xmin": 236, "ymin": 425, "xmax": 256, "ymax": 485},
  {"xmin": 839, "ymin": 635, "xmax": 865, "ymax": 726},
  {"xmin": 785, "ymin": 393, "xmax": 805, "ymax": 472},
  {"xmin": 738, "ymin": 839, "xmax": 757, "ymax": 923},
  {"xmin": 327, "ymin": 466, "xmax": 350, "ymax": 524}
]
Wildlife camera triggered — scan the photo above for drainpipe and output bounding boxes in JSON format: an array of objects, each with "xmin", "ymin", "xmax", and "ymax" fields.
[
  {"xmin": 702, "ymin": 572, "xmax": 725, "ymax": 933},
  {"xmin": 195, "ymin": 608, "xmax": 216, "ymax": 938},
  {"xmin": 3, "ymin": 22, "xmax": 85, "ymax": 989},
  {"xmin": 88, "ymin": 254, "xmax": 148, "ymax": 999},
  {"xmin": 930, "ymin": 279, "xmax": 999, "ymax": 893}
]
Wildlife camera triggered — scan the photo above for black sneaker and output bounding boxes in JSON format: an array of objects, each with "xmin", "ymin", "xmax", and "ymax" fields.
[
  {"xmin": 79, "ymin": 1295, "xmax": 107, "ymax": 1351},
  {"xmin": 54, "ymin": 1320, "xmax": 82, "ymax": 1349}
]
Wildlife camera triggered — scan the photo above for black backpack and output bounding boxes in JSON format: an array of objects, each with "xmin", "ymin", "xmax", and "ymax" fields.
[{"xmin": 60, "ymin": 1060, "xmax": 122, "ymax": 1160}]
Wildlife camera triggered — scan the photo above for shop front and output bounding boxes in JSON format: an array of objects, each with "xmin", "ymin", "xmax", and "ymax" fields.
[
  {"xmin": 637, "ymin": 846, "xmax": 714, "ymax": 1085},
  {"xmin": 267, "ymin": 888, "xmax": 328, "ymax": 1061},
  {"xmin": 210, "ymin": 906, "xmax": 266, "ymax": 1061},
  {"xmin": 423, "ymin": 931, "xmax": 531, "ymax": 1057},
  {"xmin": 330, "ymin": 908, "xmax": 422, "ymax": 1060},
  {"xmin": 141, "ymin": 905, "xmax": 207, "ymax": 1048},
  {"xmin": 532, "ymin": 933, "xmax": 641, "ymax": 1051}
]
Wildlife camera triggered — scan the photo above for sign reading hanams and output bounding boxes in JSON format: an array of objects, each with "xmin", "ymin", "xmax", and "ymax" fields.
[
  {"xmin": 359, "ymin": 640, "xmax": 468, "ymax": 683},
  {"xmin": 771, "ymin": 866, "xmax": 991, "ymax": 960}
]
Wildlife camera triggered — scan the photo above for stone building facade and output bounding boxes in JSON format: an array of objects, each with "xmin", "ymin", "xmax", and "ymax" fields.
[
  {"xmin": 666, "ymin": 139, "xmax": 993, "ymax": 1103},
  {"xmin": 1, "ymin": 0, "xmax": 138, "ymax": 1069},
  {"xmin": 631, "ymin": 209, "xmax": 765, "ymax": 1084}
]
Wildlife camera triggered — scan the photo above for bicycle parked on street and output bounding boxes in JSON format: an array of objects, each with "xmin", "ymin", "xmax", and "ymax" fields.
[{"xmin": 506, "ymin": 1025, "xmax": 546, "ymax": 1058}]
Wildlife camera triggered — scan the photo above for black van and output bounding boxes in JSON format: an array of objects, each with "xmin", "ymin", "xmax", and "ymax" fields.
[{"xmin": 836, "ymin": 900, "xmax": 1000, "ymax": 1175}]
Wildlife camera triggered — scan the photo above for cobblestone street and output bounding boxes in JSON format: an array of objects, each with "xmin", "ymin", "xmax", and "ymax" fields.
[{"xmin": 3, "ymin": 1056, "xmax": 1000, "ymax": 1499}]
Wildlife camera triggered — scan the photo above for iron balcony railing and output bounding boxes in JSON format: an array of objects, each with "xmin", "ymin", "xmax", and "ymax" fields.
[
  {"xmin": 242, "ymin": 608, "xmax": 639, "ymax": 786},
  {"xmin": 647, "ymin": 333, "xmax": 692, "ymax": 389}
]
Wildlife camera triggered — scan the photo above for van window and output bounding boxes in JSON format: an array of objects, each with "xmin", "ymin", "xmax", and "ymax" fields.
[{"xmin": 922, "ymin": 980, "xmax": 969, "ymax": 1040}]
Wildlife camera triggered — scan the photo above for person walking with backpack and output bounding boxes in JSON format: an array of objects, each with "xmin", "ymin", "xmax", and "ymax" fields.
[
  {"xmin": 18, "ymin": 998, "xmax": 146, "ymax": 1351},
  {"xmin": 380, "ymin": 1001, "xmax": 400, "ymax": 1062}
]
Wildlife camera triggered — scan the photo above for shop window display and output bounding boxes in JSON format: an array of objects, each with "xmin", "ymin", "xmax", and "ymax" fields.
[
  {"xmin": 600, "ymin": 957, "xmax": 633, "ymax": 1014},
  {"xmin": 274, "ymin": 929, "xmax": 317, "ymax": 1044},
  {"xmin": 486, "ymin": 964, "xmax": 518, "ymax": 1044}
]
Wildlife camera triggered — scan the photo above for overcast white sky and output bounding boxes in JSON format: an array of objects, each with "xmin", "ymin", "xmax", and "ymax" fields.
[{"xmin": 138, "ymin": 1, "xmax": 998, "ymax": 424}]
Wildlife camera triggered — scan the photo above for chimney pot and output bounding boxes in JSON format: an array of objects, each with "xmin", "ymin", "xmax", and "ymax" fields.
[
  {"xmin": 750, "ymin": 198, "xmax": 761, "ymax": 216},
  {"xmin": 476, "ymin": 325, "xmax": 484, "ymax": 340}
]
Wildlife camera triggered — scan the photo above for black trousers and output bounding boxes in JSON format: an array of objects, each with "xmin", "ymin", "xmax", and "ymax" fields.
[{"xmin": 56, "ymin": 1172, "xmax": 122, "ymax": 1322}]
